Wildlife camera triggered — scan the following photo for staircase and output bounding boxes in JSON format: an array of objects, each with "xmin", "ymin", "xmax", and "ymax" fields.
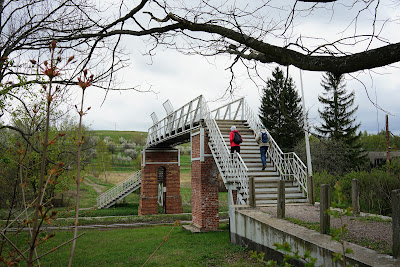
[
  {"xmin": 96, "ymin": 171, "xmax": 141, "ymax": 209},
  {"xmin": 216, "ymin": 119, "xmax": 307, "ymax": 205}
]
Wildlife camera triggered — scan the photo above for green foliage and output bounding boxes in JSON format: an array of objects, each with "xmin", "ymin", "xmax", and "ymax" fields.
[
  {"xmin": 259, "ymin": 67, "xmax": 304, "ymax": 152},
  {"xmin": 314, "ymin": 160, "xmax": 400, "ymax": 216},
  {"xmin": 295, "ymin": 137, "xmax": 360, "ymax": 174},
  {"xmin": 250, "ymin": 250, "xmax": 266, "ymax": 263},
  {"xmin": 91, "ymin": 139, "xmax": 112, "ymax": 180},
  {"xmin": 360, "ymin": 130, "xmax": 400, "ymax": 151},
  {"xmin": 90, "ymin": 130, "xmax": 147, "ymax": 146},
  {"xmin": 316, "ymin": 72, "xmax": 366, "ymax": 169},
  {"xmin": 326, "ymin": 182, "xmax": 353, "ymax": 267},
  {"xmin": 263, "ymin": 242, "xmax": 317, "ymax": 267}
]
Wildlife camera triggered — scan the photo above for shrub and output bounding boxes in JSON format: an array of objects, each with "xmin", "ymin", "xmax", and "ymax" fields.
[{"xmin": 314, "ymin": 160, "xmax": 400, "ymax": 216}]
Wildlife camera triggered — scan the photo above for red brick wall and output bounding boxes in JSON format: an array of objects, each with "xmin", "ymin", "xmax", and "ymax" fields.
[
  {"xmin": 191, "ymin": 131, "xmax": 219, "ymax": 231},
  {"xmin": 139, "ymin": 149, "xmax": 183, "ymax": 215}
]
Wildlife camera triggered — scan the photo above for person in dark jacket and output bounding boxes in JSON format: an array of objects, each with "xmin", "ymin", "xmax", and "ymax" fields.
[
  {"xmin": 255, "ymin": 125, "xmax": 270, "ymax": 170},
  {"xmin": 229, "ymin": 125, "xmax": 242, "ymax": 154}
]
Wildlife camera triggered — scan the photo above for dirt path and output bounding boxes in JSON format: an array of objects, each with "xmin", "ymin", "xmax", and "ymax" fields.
[
  {"xmin": 83, "ymin": 177, "xmax": 108, "ymax": 195},
  {"xmin": 260, "ymin": 204, "xmax": 392, "ymax": 246}
]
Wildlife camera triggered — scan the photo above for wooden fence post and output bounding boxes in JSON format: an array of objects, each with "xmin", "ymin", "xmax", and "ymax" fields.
[
  {"xmin": 308, "ymin": 175, "xmax": 315, "ymax": 205},
  {"xmin": 392, "ymin": 189, "xmax": 400, "ymax": 259},
  {"xmin": 277, "ymin": 180, "xmax": 285, "ymax": 219},
  {"xmin": 320, "ymin": 184, "xmax": 330, "ymax": 234},
  {"xmin": 249, "ymin": 176, "xmax": 256, "ymax": 208},
  {"xmin": 352, "ymin": 179, "xmax": 360, "ymax": 216}
]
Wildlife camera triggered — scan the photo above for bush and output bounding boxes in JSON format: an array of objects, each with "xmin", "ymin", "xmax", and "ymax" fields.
[
  {"xmin": 124, "ymin": 148, "xmax": 137, "ymax": 159},
  {"xmin": 314, "ymin": 160, "xmax": 400, "ymax": 216}
]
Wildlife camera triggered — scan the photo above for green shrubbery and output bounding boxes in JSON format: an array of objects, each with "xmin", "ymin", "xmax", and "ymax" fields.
[{"xmin": 314, "ymin": 159, "xmax": 400, "ymax": 216}]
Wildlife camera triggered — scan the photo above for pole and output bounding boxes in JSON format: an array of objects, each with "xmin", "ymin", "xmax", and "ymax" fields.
[
  {"xmin": 386, "ymin": 114, "xmax": 391, "ymax": 167},
  {"xmin": 299, "ymin": 70, "xmax": 314, "ymax": 204}
]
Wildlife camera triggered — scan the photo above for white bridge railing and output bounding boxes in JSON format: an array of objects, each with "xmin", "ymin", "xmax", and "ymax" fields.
[
  {"xmin": 97, "ymin": 170, "xmax": 141, "ymax": 209},
  {"xmin": 211, "ymin": 98, "xmax": 308, "ymax": 197},
  {"xmin": 147, "ymin": 96, "xmax": 203, "ymax": 147},
  {"xmin": 145, "ymin": 95, "xmax": 308, "ymax": 205},
  {"xmin": 200, "ymin": 97, "xmax": 249, "ymax": 205}
]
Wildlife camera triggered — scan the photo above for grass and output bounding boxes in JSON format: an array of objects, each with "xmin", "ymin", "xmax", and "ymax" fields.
[
  {"xmin": 351, "ymin": 215, "xmax": 392, "ymax": 223},
  {"xmin": 76, "ymin": 181, "xmax": 99, "ymax": 208},
  {"xmin": 23, "ymin": 223, "xmax": 263, "ymax": 267}
]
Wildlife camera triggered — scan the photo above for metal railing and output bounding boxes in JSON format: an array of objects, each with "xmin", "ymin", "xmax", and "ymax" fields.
[
  {"xmin": 201, "ymin": 97, "xmax": 249, "ymax": 204},
  {"xmin": 96, "ymin": 170, "xmax": 141, "ymax": 209},
  {"xmin": 144, "ymin": 95, "xmax": 308, "ymax": 204},
  {"xmin": 147, "ymin": 96, "xmax": 203, "ymax": 147},
  {"xmin": 211, "ymin": 98, "xmax": 308, "ymax": 197}
]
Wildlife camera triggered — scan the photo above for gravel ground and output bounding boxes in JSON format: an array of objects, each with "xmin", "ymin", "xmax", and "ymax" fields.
[{"xmin": 259, "ymin": 204, "xmax": 392, "ymax": 247}]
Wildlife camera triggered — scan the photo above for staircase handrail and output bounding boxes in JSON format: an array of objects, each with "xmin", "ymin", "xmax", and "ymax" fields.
[
  {"xmin": 201, "ymin": 97, "xmax": 249, "ymax": 204},
  {"xmin": 147, "ymin": 95, "xmax": 203, "ymax": 147},
  {"xmin": 212, "ymin": 98, "xmax": 308, "ymax": 196},
  {"xmin": 97, "ymin": 170, "xmax": 141, "ymax": 208}
]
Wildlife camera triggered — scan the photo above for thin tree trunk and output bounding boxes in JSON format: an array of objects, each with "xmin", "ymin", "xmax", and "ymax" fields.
[
  {"xmin": 28, "ymin": 79, "xmax": 52, "ymax": 267},
  {"xmin": 68, "ymin": 86, "xmax": 86, "ymax": 267}
]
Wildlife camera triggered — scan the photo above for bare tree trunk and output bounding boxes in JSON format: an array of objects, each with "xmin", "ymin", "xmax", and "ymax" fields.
[
  {"xmin": 28, "ymin": 79, "xmax": 52, "ymax": 266},
  {"xmin": 69, "ymin": 71, "xmax": 92, "ymax": 266}
]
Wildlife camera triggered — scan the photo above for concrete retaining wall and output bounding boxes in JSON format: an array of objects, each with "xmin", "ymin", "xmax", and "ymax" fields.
[{"xmin": 230, "ymin": 207, "xmax": 400, "ymax": 266}]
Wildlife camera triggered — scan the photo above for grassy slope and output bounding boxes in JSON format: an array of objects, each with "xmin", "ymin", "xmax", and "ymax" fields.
[
  {"xmin": 35, "ymin": 224, "xmax": 262, "ymax": 267},
  {"xmin": 90, "ymin": 130, "xmax": 147, "ymax": 146}
]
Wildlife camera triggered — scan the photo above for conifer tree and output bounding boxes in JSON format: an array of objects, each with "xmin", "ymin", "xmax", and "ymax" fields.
[
  {"xmin": 316, "ymin": 72, "xmax": 365, "ymax": 168},
  {"xmin": 259, "ymin": 67, "xmax": 303, "ymax": 152}
]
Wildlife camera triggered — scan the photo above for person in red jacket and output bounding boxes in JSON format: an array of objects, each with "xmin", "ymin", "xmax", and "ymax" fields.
[{"xmin": 229, "ymin": 125, "xmax": 243, "ymax": 154}]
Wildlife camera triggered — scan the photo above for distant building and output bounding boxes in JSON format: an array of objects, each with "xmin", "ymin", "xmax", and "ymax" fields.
[{"xmin": 368, "ymin": 151, "xmax": 400, "ymax": 167}]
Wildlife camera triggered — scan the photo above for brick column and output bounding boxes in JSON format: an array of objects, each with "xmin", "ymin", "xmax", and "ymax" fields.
[
  {"xmin": 191, "ymin": 128, "xmax": 219, "ymax": 231},
  {"xmin": 139, "ymin": 148, "xmax": 183, "ymax": 215}
]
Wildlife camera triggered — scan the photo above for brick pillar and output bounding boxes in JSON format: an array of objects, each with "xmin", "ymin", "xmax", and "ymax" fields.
[
  {"xmin": 232, "ymin": 190, "xmax": 238, "ymax": 205},
  {"xmin": 191, "ymin": 128, "xmax": 219, "ymax": 231},
  {"xmin": 139, "ymin": 148, "xmax": 183, "ymax": 215}
]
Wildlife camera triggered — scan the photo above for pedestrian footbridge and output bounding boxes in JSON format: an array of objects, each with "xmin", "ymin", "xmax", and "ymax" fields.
[{"xmin": 97, "ymin": 95, "xmax": 309, "ymax": 211}]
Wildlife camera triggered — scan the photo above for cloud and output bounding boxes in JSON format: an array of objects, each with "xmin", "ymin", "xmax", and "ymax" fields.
[{"xmin": 83, "ymin": 1, "xmax": 400, "ymax": 136}]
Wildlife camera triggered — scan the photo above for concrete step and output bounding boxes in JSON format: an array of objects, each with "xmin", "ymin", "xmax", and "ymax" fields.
[
  {"xmin": 215, "ymin": 119, "xmax": 307, "ymax": 205},
  {"xmin": 249, "ymin": 171, "xmax": 279, "ymax": 177},
  {"xmin": 256, "ymin": 198, "xmax": 308, "ymax": 205},
  {"xmin": 256, "ymin": 192, "xmax": 306, "ymax": 200},
  {"xmin": 255, "ymin": 187, "xmax": 302, "ymax": 193}
]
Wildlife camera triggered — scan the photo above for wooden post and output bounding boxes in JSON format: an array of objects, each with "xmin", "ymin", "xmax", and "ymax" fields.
[
  {"xmin": 308, "ymin": 175, "xmax": 315, "ymax": 205},
  {"xmin": 392, "ymin": 189, "xmax": 400, "ymax": 259},
  {"xmin": 249, "ymin": 176, "xmax": 256, "ymax": 208},
  {"xmin": 277, "ymin": 180, "xmax": 285, "ymax": 219},
  {"xmin": 320, "ymin": 184, "xmax": 330, "ymax": 234},
  {"xmin": 352, "ymin": 179, "xmax": 360, "ymax": 216}
]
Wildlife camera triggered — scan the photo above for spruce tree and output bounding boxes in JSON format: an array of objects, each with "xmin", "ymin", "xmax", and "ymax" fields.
[
  {"xmin": 259, "ymin": 67, "xmax": 303, "ymax": 152},
  {"xmin": 316, "ymin": 72, "xmax": 365, "ymax": 169}
]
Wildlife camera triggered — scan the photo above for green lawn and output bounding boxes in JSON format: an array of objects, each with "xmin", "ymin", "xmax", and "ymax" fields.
[{"xmin": 32, "ymin": 224, "xmax": 262, "ymax": 267}]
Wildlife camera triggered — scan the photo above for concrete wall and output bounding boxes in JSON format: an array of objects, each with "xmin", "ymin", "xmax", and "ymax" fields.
[{"xmin": 230, "ymin": 207, "xmax": 400, "ymax": 267}]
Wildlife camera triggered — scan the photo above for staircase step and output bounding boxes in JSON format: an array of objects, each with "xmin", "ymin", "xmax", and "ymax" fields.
[
  {"xmin": 214, "ymin": 119, "xmax": 307, "ymax": 205},
  {"xmin": 256, "ymin": 193, "xmax": 307, "ymax": 200},
  {"xmin": 256, "ymin": 198, "xmax": 308, "ymax": 205},
  {"xmin": 255, "ymin": 187, "xmax": 302, "ymax": 193},
  {"xmin": 249, "ymin": 171, "xmax": 279, "ymax": 177}
]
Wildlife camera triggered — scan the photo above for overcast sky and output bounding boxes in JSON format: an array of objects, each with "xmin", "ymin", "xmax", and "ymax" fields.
[{"xmin": 82, "ymin": 1, "xmax": 400, "ymax": 135}]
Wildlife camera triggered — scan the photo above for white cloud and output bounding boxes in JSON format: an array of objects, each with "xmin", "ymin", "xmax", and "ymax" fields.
[{"xmin": 82, "ymin": 1, "xmax": 400, "ymax": 136}]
